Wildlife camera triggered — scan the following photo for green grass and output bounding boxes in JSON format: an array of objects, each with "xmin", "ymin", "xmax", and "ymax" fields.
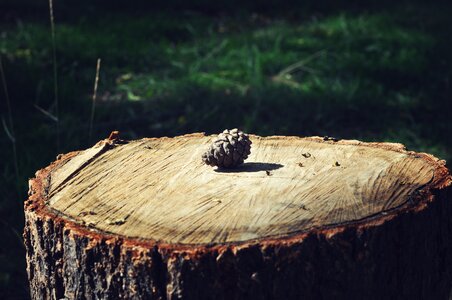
[{"xmin": 1, "ymin": 3, "xmax": 452, "ymax": 298}]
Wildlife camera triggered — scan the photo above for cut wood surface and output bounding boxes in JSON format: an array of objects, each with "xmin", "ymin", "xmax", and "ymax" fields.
[
  {"xmin": 24, "ymin": 133, "xmax": 452, "ymax": 300},
  {"xmin": 47, "ymin": 133, "xmax": 434, "ymax": 244}
]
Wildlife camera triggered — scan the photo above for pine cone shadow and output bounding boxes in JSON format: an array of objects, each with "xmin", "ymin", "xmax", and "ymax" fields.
[{"xmin": 214, "ymin": 162, "xmax": 283, "ymax": 173}]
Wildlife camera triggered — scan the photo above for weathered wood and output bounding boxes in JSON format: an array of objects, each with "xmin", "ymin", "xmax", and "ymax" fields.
[{"xmin": 24, "ymin": 133, "xmax": 452, "ymax": 299}]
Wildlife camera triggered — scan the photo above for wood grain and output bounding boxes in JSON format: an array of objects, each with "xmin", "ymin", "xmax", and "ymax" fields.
[{"xmin": 45, "ymin": 133, "xmax": 434, "ymax": 244}]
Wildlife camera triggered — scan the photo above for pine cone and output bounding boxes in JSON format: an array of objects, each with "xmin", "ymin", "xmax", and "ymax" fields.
[{"xmin": 202, "ymin": 128, "xmax": 252, "ymax": 168}]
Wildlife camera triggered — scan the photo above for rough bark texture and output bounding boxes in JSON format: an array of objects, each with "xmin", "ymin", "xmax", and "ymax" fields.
[{"xmin": 24, "ymin": 134, "xmax": 452, "ymax": 300}]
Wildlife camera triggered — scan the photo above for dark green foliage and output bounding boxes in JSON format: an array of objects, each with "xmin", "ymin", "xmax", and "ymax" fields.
[{"xmin": 1, "ymin": 2, "xmax": 451, "ymax": 298}]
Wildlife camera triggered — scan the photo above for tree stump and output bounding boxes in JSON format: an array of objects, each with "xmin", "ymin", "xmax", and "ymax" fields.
[{"xmin": 24, "ymin": 133, "xmax": 452, "ymax": 300}]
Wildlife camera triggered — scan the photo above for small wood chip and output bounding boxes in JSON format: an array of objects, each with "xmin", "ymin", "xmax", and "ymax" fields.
[
  {"xmin": 78, "ymin": 211, "xmax": 97, "ymax": 217},
  {"xmin": 86, "ymin": 221, "xmax": 97, "ymax": 227},
  {"xmin": 323, "ymin": 136, "xmax": 339, "ymax": 142},
  {"xmin": 334, "ymin": 161, "xmax": 341, "ymax": 167},
  {"xmin": 106, "ymin": 218, "xmax": 126, "ymax": 226},
  {"xmin": 108, "ymin": 131, "xmax": 120, "ymax": 140}
]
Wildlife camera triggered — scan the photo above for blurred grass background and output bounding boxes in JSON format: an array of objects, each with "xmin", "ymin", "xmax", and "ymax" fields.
[{"xmin": 1, "ymin": 0, "xmax": 451, "ymax": 298}]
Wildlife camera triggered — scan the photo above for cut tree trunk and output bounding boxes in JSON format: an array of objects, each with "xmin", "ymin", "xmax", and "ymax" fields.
[{"xmin": 24, "ymin": 133, "xmax": 452, "ymax": 300}]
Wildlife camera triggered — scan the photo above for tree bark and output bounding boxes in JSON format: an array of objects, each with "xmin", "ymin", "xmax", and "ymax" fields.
[{"xmin": 24, "ymin": 133, "xmax": 452, "ymax": 299}]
